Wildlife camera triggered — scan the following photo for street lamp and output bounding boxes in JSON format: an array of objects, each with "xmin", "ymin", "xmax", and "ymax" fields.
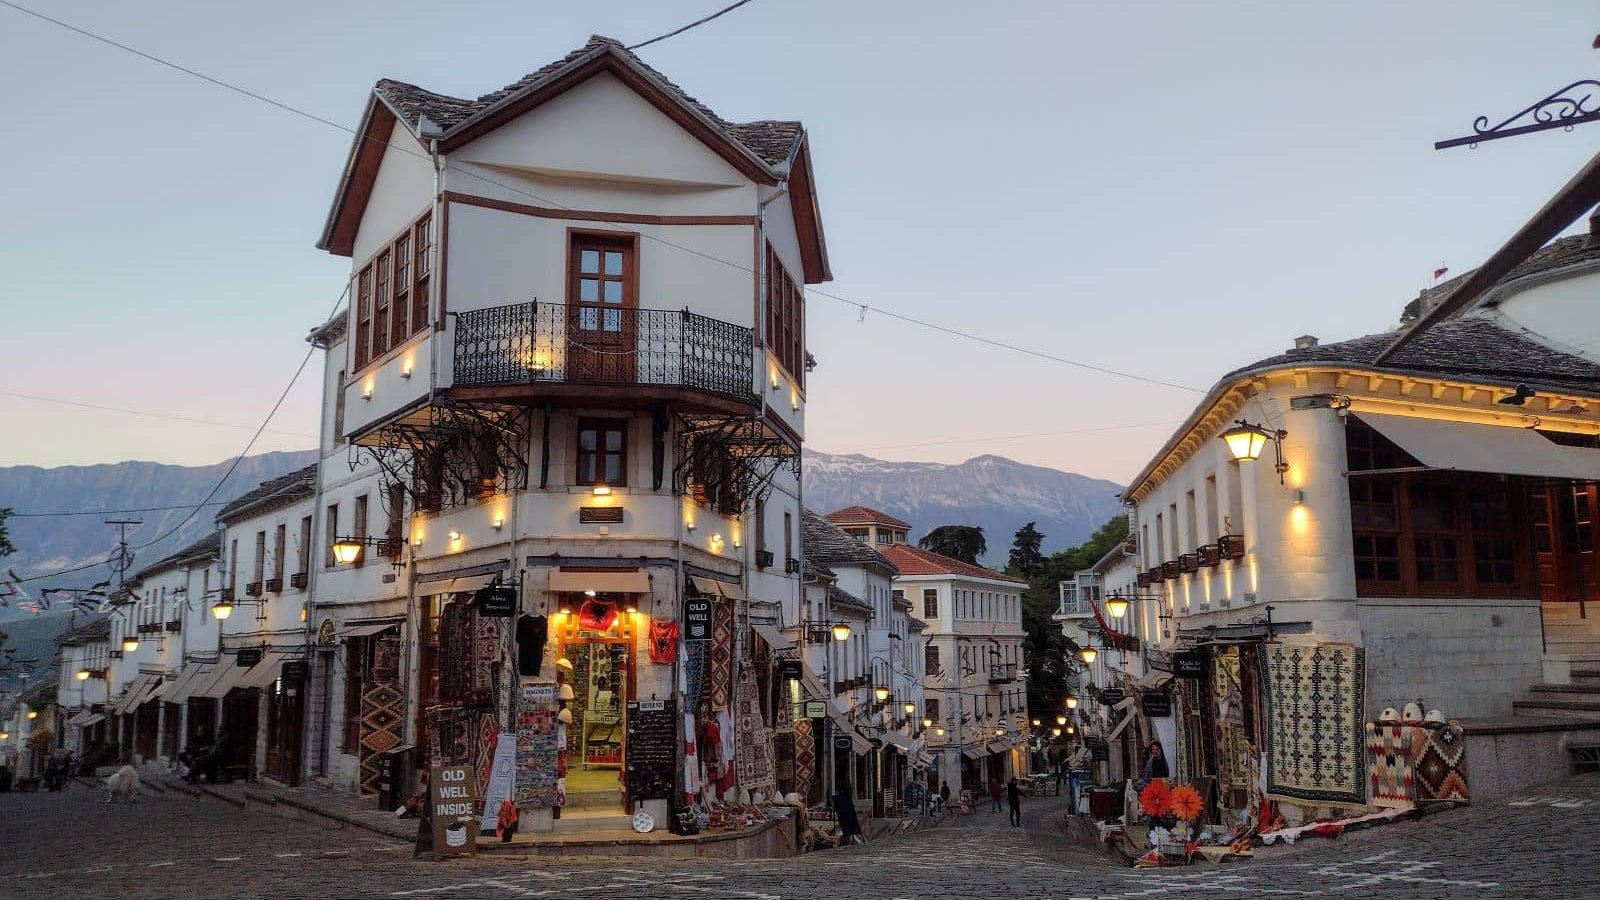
[
  {"xmin": 1078, "ymin": 646, "xmax": 1098, "ymax": 664},
  {"xmin": 903, "ymin": 701, "xmax": 917, "ymax": 715},
  {"xmin": 76, "ymin": 669, "xmax": 91, "ymax": 681},
  {"xmin": 212, "ymin": 600, "xmax": 235, "ymax": 620},
  {"xmin": 122, "ymin": 637, "xmax": 140, "ymax": 653},
  {"xmin": 1056, "ymin": 714, "xmax": 1067, "ymax": 726},
  {"xmin": 831, "ymin": 622, "xmax": 852, "ymax": 641},
  {"xmin": 1065, "ymin": 695, "xmax": 1078, "ymax": 710},
  {"xmin": 873, "ymin": 685, "xmax": 890, "ymax": 702},
  {"xmin": 1220, "ymin": 419, "xmax": 1289, "ymax": 483},
  {"xmin": 331, "ymin": 538, "xmax": 364, "ymax": 565},
  {"xmin": 27, "ymin": 710, "xmax": 38, "ymax": 720},
  {"xmin": 1051, "ymin": 727, "xmax": 1062, "ymax": 737},
  {"xmin": 922, "ymin": 716, "xmax": 934, "ymax": 728},
  {"xmin": 1105, "ymin": 596, "xmax": 1130, "ymax": 619}
]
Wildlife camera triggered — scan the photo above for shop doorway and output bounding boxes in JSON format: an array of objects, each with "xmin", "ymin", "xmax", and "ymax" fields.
[
  {"xmin": 562, "ymin": 639, "xmax": 633, "ymax": 812},
  {"xmin": 221, "ymin": 689, "xmax": 259, "ymax": 775},
  {"xmin": 264, "ymin": 672, "xmax": 305, "ymax": 785}
]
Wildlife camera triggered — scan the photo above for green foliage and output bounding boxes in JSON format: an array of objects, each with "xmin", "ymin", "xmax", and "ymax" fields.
[
  {"xmin": 0, "ymin": 506, "xmax": 13, "ymax": 558},
  {"xmin": 1022, "ymin": 515, "xmax": 1130, "ymax": 715},
  {"xmin": 917, "ymin": 524, "xmax": 987, "ymax": 564},
  {"xmin": 1007, "ymin": 522, "xmax": 1047, "ymax": 579}
]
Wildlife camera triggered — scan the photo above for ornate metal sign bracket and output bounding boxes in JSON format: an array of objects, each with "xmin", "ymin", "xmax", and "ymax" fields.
[{"xmin": 1437, "ymin": 79, "xmax": 1600, "ymax": 149}]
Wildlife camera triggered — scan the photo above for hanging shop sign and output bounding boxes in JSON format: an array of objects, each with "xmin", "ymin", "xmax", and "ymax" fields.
[
  {"xmin": 475, "ymin": 584, "xmax": 517, "ymax": 618},
  {"xmin": 1140, "ymin": 691, "xmax": 1172, "ymax": 718},
  {"xmin": 281, "ymin": 659, "xmax": 309, "ymax": 681},
  {"xmin": 1100, "ymin": 687, "xmax": 1126, "ymax": 705},
  {"xmin": 803, "ymin": 700, "xmax": 827, "ymax": 719},
  {"xmin": 1174, "ymin": 651, "xmax": 1206, "ymax": 679},
  {"xmin": 834, "ymin": 736, "xmax": 854, "ymax": 751},
  {"xmin": 429, "ymin": 764, "xmax": 479, "ymax": 860},
  {"xmin": 683, "ymin": 595, "xmax": 714, "ymax": 641},
  {"xmin": 236, "ymin": 647, "xmax": 263, "ymax": 667},
  {"xmin": 775, "ymin": 658, "xmax": 803, "ymax": 679}
]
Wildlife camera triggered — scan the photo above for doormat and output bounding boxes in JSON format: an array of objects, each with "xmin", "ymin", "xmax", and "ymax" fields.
[
  {"xmin": 734, "ymin": 668, "xmax": 776, "ymax": 793},
  {"xmin": 1415, "ymin": 723, "xmax": 1469, "ymax": 804},
  {"xmin": 1364, "ymin": 723, "xmax": 1417, "ymax": 810},
  {"xmin": 1260, "ymin": 642, "xmax": 1365, "ymax": 807}
]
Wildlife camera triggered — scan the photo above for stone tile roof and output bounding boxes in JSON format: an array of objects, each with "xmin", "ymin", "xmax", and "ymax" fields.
[
  {"xmin": 823, "ymin": 505, "xmax": 911, "ymax": 530},
  {"xmin": 215, "ymin": 464, "xmax": 318, "ymax": 523},
  {"xmin": 19, "ymin": 674, "xmax": 58, "ymax": 707},
  {"xmin": 374, "ymin": 35, "xmax": 802, "ymax": 167},
  {"xmin": 1418, "ymin": 233, "xmax": 1600, "ymax": 318},
  {"xmin": 55, "ymin": 616, "xmax": 111, "ymax": 646},
  {"xmin": 134, "ymin": 532, "xmax": 221, "ymax": 581},
  {"xmin": 1225, "ymin": 316, "xmax": 1600, "ymax": 395},
  {"xmin": 879, "ymin": 544, "xmax": 1027, "ymax": 585},
  {"xmin": 825, "ymin": 584, "xmax": 873, "ymax": 615},
  {"xmin": 802, "ymin": 509, "xmax": 898, "ymax": 574}
]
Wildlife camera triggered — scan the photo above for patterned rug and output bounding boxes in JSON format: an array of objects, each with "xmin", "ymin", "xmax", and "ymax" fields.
[
  {"xmin": 426, "ymin": 704, "xmax": 475, "ymax": 768},
  {"xmin": 1215, "ymin": 652, "xmax": 1252, "ymax": 791},
  {"xmin": 358, "ymin": 680, "xmax": 404, "ymax": 795},
  {"xmin": 514, "ymin": 682, "xmax": 560, "ymax": 807},
  {"xmin": 792, "ymin": 718, "xmax": 815, "ymax": 801},
  {"xmin": 684, "ymin": 641, "xmax": 707, "ymax": 710},
  {"xmin": 1365, "ymin": 723, "xmax": 1418, "ymax": 810},
  {"xmin": 709, "ymin": 600, "xmax": 733, "ymax": 709},
  {"xmin": 439, "ymin": 599, "xmax": 475, "ymax": 702},
  {"xmin": 1172, "ymin": 681, "xmax": 1192, "ymax": 782},
  {"xmin": 474, "ymin": 713, "xmax": 499, "ymax": 816},
  {"xmin": 1415, "ymin": 723, "xmax": 1470, "ymax": 804},
  {"xmin": 1260, "ymin": 641, "xmax": 1366, "ymax": 807},
  {"xmin": 473, "ymin": 616, "xmax": 503, "ymax": 705},
  {"xmin": 733, "ymin": 668, "xmax": 776, "ymax": 793}
]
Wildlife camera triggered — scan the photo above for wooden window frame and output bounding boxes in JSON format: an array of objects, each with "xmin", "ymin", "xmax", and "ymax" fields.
[
  {"xmin": 354, "ymin": 267, "xmax": 373, "ymax": 370},
  {"xmin": 765, "ymin": 244, "xmax": 805, "ymax": 389},
  {"xmin": 353, "ymin": 495, "xmax": 369, "ymax": 568},
  {"xmin": 575, "ymin": 419, "xmax": 629, "ymax": 487},
  {"xmin": 923, "ymin": 588, "xmax": 938, "ymax": 619},
  {"xmin": 391, "ymin": 232, "xmax": 411, "ymax": 342},
  {"xmin": 349, "ymin": 210, "xmax": 434, "ymax": 375},
  {"xmin": 373, "ymin": 250, "xmax": 392, "ymax": 359},
  {"xmin": 1349, "ymin": 471, "xmax": 1531, "ymax": 599},
  {"xmin": 412, "ymin": 214, "xmax": 432, "ymax": 337}
]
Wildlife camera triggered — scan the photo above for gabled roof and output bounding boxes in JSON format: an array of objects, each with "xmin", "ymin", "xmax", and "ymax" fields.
[
  {"xmin": 321, "ymin": 36, "xmax": 829, "ymax": 281},
  {"xmin": 880, "ymin": 544, "xmax": 1026, "ymax": 585},
  {"xmin": 216, "ymin": 464, "xmax": 318, "ymax": 524},
  {"xmin": 133, "ymin": 532, "xmax": 221, "ymax": 582},
  {"xmin": 802, "ymin": 509, "xmax": 898, "ymax": 575},
  {"xmin": 823, "ymin": 505, "xmax": 911, "ymax": 530},
  {"xmin": 56, "ymin": 616, "xmax": 111, "ymax": 647},
  {"xmin": 825, "ymin": 584, "xmax": 873, "ymax": 616},
  {"xmin": 19, "ymin": 673, "xmax": 58, "ymax": 707}
]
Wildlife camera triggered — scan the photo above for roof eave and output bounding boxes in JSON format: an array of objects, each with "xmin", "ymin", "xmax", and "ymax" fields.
[{"xmin": 317, "ymin": 94, "xmax": 402, "ymax": 258}]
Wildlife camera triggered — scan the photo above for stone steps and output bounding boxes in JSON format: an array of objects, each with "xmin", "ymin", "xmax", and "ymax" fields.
[
  {"xmin": 1512, "ymin": 695, "xmax": 1600, "ymax": 718},
  {"xmin": 1573, "ymin": 669, "xmax": 1600, "ymax": 687}
]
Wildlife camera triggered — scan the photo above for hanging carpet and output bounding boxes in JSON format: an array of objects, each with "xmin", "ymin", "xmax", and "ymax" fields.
[
  {"xmin": 514, "ymin": 682, "xmax": 560, "ymax": 807},
  {"xmin": 358, "ymin": 680, "xmax": 404, "ymax": 796},
  {"xmin": 1260, "ymin": 641, "xmax": 1366, "ymax": 807},
  {"xmin": 733, "ymin": 667, "xmax": 777, "ymax": 793},
  {"xmin": 439, "ymin": 599, "xmax": 476, "ymax": 702},
  {"xmin": 1415, "ymin": 723, "xmax": 1469, "ymax": 804},
  {"xmin": 1215, "ymin": 653, "xmax": 1253, "ymax": 792},
  {"xmin": 1364, "ymin": 723, "xmax": 1418, "ymax": 810},
  {"xmin": 709, "ymin": 599, "xmax": 734, "ymax": 709},
  {"xmin": 473, "ymin": 615, "xmax": 504, "ymax": 705},
  {"xmin": 792, "ymin": 718, "xmax": 816, "ymax": 801}
]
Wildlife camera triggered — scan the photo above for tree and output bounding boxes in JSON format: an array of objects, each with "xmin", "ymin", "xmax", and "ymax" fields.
[
  {"xmin": 0, "ymin": 506, "xmax": 12, "ymax": 558},
  {"xmin": 918, "ymin": 525, "xmax": 986, "ymax": 564},
  {"xmin": 1022, "ymin": 514, "xmax": 1130, "ymax": 717},
  {"xmin": 1007, "ymin": 522, "xmax": 1046, "ymax": 579}
]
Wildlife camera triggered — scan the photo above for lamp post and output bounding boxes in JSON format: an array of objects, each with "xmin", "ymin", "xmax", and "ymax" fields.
[{"xmin": 1220, "ymin": 419, "xmax": 1289, "ymax": 484}]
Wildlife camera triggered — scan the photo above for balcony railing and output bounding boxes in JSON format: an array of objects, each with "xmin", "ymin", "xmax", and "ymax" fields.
[
  {"xmin": 453, "ymin": 301, "xmax": 755, "ymax": 401},
  {"xmin": 988, "ymin": 663, "xmax": 1018, "ymax": 684}
]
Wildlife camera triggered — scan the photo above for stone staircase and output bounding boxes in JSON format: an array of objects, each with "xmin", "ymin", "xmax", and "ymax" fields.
[
  {"xmin": 553, "ymin": 786, "xmax": 632, "ymax": 833},
  {"xmin": 1515, "ymin": 667, "xmax": 1600, "ymax": 718}
]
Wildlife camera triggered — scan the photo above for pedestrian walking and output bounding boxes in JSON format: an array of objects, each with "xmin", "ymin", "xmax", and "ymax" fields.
[
  {"xmin": 988, "ymin": 777, "xmax": 1002, "ymax": 813},
  {"xmin": 1006, "ymin": 777, "xmax": 1022, "ymax": 827}
]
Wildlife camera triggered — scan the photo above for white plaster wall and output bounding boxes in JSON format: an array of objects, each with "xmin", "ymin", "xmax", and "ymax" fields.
[
  {"xmin": 1489, "ymin": 266, "xmax": 1600, "ymax": 363},
  {"xmin": 353, "ymin": 126, "xmax": 434, "ymax": 265},
  {"xmin": 1357, "ymin": 597, "xmax": 1543, "ymax": 719},
  {"xmin": 221, "ymin": 496, "xmax": 319, "ymax": 640}
]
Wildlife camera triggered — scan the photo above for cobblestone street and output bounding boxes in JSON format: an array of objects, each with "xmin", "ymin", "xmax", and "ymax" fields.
[{"xmin": 3, "ymin": 773, "xmax": 1596, "ymax": 899}]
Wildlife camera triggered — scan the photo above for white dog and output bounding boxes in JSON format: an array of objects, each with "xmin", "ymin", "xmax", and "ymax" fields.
[{"xmin": 105, "ymin": 764, "xmax": 140, "ymax": 803}]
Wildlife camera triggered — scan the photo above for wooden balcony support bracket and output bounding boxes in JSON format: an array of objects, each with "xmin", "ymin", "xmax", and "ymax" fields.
[{"xmin": 348, "ymin": 396, "xmax": 532, "ymax": 515}]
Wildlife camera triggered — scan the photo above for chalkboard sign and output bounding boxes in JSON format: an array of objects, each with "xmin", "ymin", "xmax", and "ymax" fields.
[
  {"xmin": 475, "ymin": 585, "xmax": 516, "ymax": 618},
  {"xmin": 625, "ymin": 698, "xmax": 676, "ymax": 801},
  {"xmin": 1175, "ymin": 651, "xmax": 1206, "ymax": 678},
  {"xmin": 1141, "ymin": 691, "xmax": 1172, "ymax": 717},
  {"xmin": 1100, "ymin": 687, "xmax": 1126, "ymax": 705},
  {"xmin": 683, "ymin": 596, "xmax": 713, "ymax": 641}
]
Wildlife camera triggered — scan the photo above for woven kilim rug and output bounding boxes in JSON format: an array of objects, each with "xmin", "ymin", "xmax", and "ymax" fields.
[
  {"xmin": 1365, "ymin": 723, "xmax": 1417, "ymax": 810},
  {"xmin": 709, "ymin": 599, "xmax": 734, "ymax": 709},
  {"xmin": 792, "ymin": 718, "xmax": 816, "ymax": 801},
  {"xmin": 733, "ymin": 668, "xmax": 777, "ymax": 792},
  {"xmin": 1215, "ymin": 653, "xmax": 1251, "ymax": 791},
  {"xmin": 472, "ymin": 615, "xmax": 503, "ymax": 705},
  {"xmin": 440, "ymin": 600, "xmax": 474, "ymax": 702},
  {"xmin": 358, "ymin": 680, "xmax": 404, "ymax": 795},
  {"xmin": 1260, "ymin": 641, "xmax": 1366, "ymax": 807},
  {"xmin": 1416, "ymin": 723, "xmax": 1469, "ymax": 803},
  {"xmin": 684, "ymin": 641, "xmax": 707, "ymax": 709},
  {"xmin": 473, "ymin": 712, "xmax": 499, "ymax": 816}
]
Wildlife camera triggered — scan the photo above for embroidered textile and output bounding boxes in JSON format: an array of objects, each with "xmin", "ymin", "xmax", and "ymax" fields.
[
  {"xmin": 474, "ymin": 713, "xmax": 499, "ymax": 816},
  {"xmin": 709, "ymin": 599, "xmax": 734, "ymax": 708},
  {"xmin": 1260, "ymin": 641, "xmax": 1366, "ymax": 807},
  {"xmin": 1215, "ymin": 653, "xmax": 1251, "ymax": 791},
  {"xmin": 514, "ymin": 682, "xmax": 560, "ymax": 807},
  {"xmin": 473, "ymin": 615, "xmax": 503, "ymax": 704},
  {"xmin": 1415, "ymin": 723, "xmax": 1469, "ymax": 804},
  {"xmin": 649, "ymin": 619, "xmax": 680, "ymax": 664},
  {"xmin": 1365, "ymin": 723, "xmax": 1418, "ymax": 810},
  {"xmin": 733, "ymin": 668, "xmax": 777, "ymax": 792},
  {"xmin": 426, "ymin": 705, "xmax": 475, "ymax": 768},
  {"xmin": 684, "ymin": 641, "xmax": 707, "ymax": 709},
  {"xmin": 792, "ymin": 718, "xmax": 816, "ymax": 801}
]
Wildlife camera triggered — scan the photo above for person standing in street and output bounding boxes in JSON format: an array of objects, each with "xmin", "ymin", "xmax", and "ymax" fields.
[
  {"xmin": 988, "ymin": 777, "xmax": 1002, "ymax": 813},
  {"xmin": 1006, "ymin": 777, "xmax": 1022, "ymax": 827}
]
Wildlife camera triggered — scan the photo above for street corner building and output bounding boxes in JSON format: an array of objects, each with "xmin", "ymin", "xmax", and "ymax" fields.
[
  {"xmin": 41, "ymin": 34, "xmax": 856, "ymax": 853},
  {"xmin": 1055, "ymin": 202, "xmax": 1600, "ymax": 849}
]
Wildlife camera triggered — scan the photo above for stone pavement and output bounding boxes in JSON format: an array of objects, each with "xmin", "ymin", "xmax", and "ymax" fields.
[{"xmin": 3, "ymin": 771, "xmax": 1597, "ymax": 898}]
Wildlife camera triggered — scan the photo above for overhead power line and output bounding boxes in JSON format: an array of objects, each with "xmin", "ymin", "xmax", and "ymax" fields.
[
  {"xmin": 628, "ymin": 0, "xmax": 756, "ymax": 50},
  {"xmin": 0, "ymin": 390, "xmax": 319, "ymax": 439},
  {"xmin": 7, "ymin": 501, "xmax": 228, "ymax": 519},
  {"xmin": 0, "ymin": 0, "xmax": 1202, "ymax": 395}
]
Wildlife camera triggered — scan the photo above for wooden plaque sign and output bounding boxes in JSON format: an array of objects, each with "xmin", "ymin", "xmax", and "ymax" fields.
[{"xmin": 429, "ymin": 764, "xmax": 479, "ymax": 860}]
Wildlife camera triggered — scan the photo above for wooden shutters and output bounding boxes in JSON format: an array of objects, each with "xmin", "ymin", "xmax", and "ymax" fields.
[
  {"xmin": 766, "ymin": 245, "xmax": 805, "ymax": 387},
  {"xmin": 412, "ymin": 214, "xmax": 431, "ymax": 336}
]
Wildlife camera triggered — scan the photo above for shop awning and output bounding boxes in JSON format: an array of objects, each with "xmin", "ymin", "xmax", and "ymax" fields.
[
  {"xmin": 418, "ymin": 573, "xmax": 500, "ymax": 595},
  {"xmin": 138, "ymin": 676, "xmax": 169, "ymax": 706},
  {"xmin": 689, "ymin": 576, "xmax": 746, "ymax": 601},
  {"xmin": 548, "ymin": 568, "xmax": 651, "ymax": 594},
  {"xmin": 338, "ymin": 620, "xmax": 402, "ymax": 639},
  {"xmin": 165, "ymin": 664, "xmax": 217, "ymax": 704},
  {"xmin": 67, "ymin": 710, "xmax": 99, "ymax": 727},
  {"xmin": 962, "ymin": 746, "xmax": 986, "ymax": 760},
  {"xmin": 192, "ymin": 659, "xmax": 254, "ymax": 699},
  {"xmin": 1135, "ymin": 670, "xmax": 1174, "ymax": 691},
  {"xmin": 839, "ymin": 724, "xmax": 872, "ymax": 755},
  {"xmin": 237, "ymin": 652, "xmax": 293, "ymax": 690},
  {"xmin": 111, "ymin": 674, "xmax": 160, "ymax": 715},
  {"xmin": 987, "ymin": 741, "xmax": 1010, "ymax": 755},
  {"xmin": 750, "ymin": 622, "xmax": 796, "ymax": 652},
  {"xmin": 1354, "ymin": 411, "xmax": 1600, "ymax": 481}
]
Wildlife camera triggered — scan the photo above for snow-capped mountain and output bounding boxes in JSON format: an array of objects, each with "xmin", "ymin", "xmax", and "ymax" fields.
[{"xmin": 802, "ymin": 451, "xmax": 1124, "ymax": 563}]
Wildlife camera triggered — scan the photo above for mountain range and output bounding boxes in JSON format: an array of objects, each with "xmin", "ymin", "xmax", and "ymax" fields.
[{"xmin": 801, "ymin": 451, "xmax": 1124, "ymax": 564}]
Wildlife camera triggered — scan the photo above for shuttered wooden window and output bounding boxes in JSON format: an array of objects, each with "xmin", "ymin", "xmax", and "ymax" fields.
[
  {"xmin": 412, "ymin": 214, "xmax": 431, "ymax": 336},
  {"xmin": 355, "ymin": 268, "xmax": 373, "ymax": 370},
  {"xmin": 766, "ymin": 244, "xmax": 805, "ymax": 388},
  {"xmin": 391, "ymin": 233, "xmax": 411, "ymax": 342},
  {"xmin": 350, "ymin": 210, "xmax": 433, "ymax": 373},
  {"xmin": 373, "ymin": 250, "xmax": 392, "ymax": 358}
]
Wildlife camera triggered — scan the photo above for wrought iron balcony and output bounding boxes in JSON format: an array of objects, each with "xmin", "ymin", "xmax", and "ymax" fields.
[{"xmin": 453, "ymin": 301, "xmax": 755, "ymax": 401}]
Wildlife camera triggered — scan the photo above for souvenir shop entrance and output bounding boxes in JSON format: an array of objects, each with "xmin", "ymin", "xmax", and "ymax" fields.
[
  {"xmin": 1168, "ymin": 641, "xmax": 1265, "ymax": 821},
  {"xmin": 553, "ymin": 608, "xmax": 636, "ymax": 814}
]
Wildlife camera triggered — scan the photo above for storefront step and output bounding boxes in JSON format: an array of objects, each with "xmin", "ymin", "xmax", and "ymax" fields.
[
  {"xmin": 1573, "ymin": 669, "xmax": 1600, "ymax": 687},
  {"xmin": 1460, "ymin": 716, "xmax": 1600, "ymax": 801},
  {"xmin": 482, "ymin": 808, "xmax": 800, "ymax": 859}
]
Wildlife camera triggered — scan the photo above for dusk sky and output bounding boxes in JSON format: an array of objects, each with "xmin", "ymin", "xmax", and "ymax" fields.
[{"xmin": 3, "ymin": 0, "xmax": 1598, "ymax": 484}]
